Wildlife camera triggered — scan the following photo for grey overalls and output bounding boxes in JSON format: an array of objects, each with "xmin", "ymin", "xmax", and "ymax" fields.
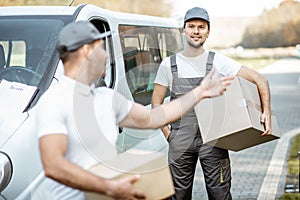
[{"xmin": 167, "ymin": 52, "xmax": 232, "ymax": 200}]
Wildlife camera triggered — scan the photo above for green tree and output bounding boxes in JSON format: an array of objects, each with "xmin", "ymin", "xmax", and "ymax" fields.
[{"xmin": 240, "ymin": 0, "xmax": 300, "ymax": 48}]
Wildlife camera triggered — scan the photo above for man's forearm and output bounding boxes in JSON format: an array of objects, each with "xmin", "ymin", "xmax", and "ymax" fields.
[
  {"xmin": 121, "ymin": 72, "xmax": 232, "ymax": 129},
  {"xmin": 43, "ymin": 154, "xmax": 111, "ymax": 194},
  {"xmin": 149, "ymin": 84, "xmax": 206, "ymax": 127},
  {"xmin": 257, "ymin": 77, "xmax": 271, "ymax": 113}
]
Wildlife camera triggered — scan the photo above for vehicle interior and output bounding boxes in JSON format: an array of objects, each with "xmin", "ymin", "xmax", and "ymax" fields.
[
  {"xmin": 119, "ymin": 25, "xmax": 182, "ymax": 105},
  {"xmin": 0, "ymin": 18, "xmax": 64, "ymax": 87}
]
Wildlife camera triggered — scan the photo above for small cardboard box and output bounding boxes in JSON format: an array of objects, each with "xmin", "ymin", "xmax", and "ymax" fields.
[
  {"xmin": 194, "ymin": 76, "xmax": 280, "ymax": 152},
  {"xmin": 85, "ymin": 149, "xmax": 174, "ymax": 200}
]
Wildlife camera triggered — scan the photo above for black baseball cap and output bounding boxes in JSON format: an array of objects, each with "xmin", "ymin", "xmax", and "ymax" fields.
[
  {"xmin": 57, "ymin": 21, "xmax": 111, "ymax": 55},
  {"xmin": 184, "ymin": 7, "xmax": 210, "ymax": 23}
]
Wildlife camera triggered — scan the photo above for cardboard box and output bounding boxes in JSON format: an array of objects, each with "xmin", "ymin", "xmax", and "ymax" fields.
[
  {"xmin": 194, "ymin": 76, "xmax": 280, "ymax": 152},
  {"xmin": 85, "ymin": 149, "xmax": 174, "ymax": 200}
]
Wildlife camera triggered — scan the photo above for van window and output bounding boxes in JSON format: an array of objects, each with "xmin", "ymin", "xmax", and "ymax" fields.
[
  {"xmin": 119, "ymin": 25, "xmax": 182, "ymax": 105},
  {"xmin": 0, "ymin": 18, "xmax": 65, "ymax": 87},
  {"xmin": 0, "ymin": 41, "xmax": 26, "ymax": 67}
]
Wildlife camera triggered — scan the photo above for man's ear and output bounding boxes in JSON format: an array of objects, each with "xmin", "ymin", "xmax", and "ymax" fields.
[
  {"xmin": 206, "ymin": 29, "xmax": 210, "ymax": 38},
  {"xmin": 82, "ymin": 44, "xmax": 92, "ymax": 58}
]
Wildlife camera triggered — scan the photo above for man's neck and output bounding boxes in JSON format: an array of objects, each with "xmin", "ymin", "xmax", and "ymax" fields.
[
  {"xmin": 182, "ymin": 46, "xmax": 205, "ymax": 57},
  {"xmin": 64, "ymin": 63, "xmax": 93, "ymax": 86}
]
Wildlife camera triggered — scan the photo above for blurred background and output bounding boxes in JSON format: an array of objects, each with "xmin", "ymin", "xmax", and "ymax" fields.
[
  {"xmin": 1, "ymin": 0, "xmax": 300, "ymax": 68},
  {"xmin": 1, "ymin": 1, "xmax": 300, "ymax": 198}
]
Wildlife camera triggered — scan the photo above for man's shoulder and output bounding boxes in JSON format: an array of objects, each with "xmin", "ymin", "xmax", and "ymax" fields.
[
  {"xmin": 210, "ymin": 51, "xmax": 229, "ymax": 60},
  {"xmin": 158, "ymin": 56, "xmax": 172, "ymax": 70},
  {"xmin": 94, "ymin": 87, "xmax": 123, "ymax": 101},
  {"xmin": 95, "ymin": 86, "xmax": 114, "ymax": 95},
  {"xmin": 39, "ymin": 80, "xmax": 71, "ymax": 105}
]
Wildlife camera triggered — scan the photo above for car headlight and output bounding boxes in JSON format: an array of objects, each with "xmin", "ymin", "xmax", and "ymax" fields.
[{"xmin": 0, "ymin": 152, "xmax": 12, "ymax": 192}]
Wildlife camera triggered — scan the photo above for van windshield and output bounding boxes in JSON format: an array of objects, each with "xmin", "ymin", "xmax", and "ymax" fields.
[{"xmin": 0, "ymin": 18, "xmax": 66, "ymax": 86}]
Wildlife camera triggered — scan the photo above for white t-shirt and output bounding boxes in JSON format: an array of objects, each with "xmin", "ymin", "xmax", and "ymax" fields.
[
  {"xmin": 154, "ymin": 50, "xmax": 241, "ymax": 88},
  {"xmin": 36, "ymin": 75, "xmax": 132, "ymax": 200}
]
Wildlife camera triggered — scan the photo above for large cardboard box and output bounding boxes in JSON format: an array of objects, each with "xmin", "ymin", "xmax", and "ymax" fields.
[
  {"xmin": 194, "ymin": 76, "xmax": 280, "ymax": 152},
  {"xmin": 85, "ymin": 149, "xmax": 174, "ymax": 200}
]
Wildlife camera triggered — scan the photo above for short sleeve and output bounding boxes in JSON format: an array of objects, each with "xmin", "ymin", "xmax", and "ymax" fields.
[
  {"xmin": 214, "ymin": 53, "xmax": 242, "ymax": 77},
  {"xmin": 113, "ymin": 91, "xmax": 133, "ymax": 123},
  {"xmin": 97, "ymin": 88, "xmax": 133, "ymax": 124},
  {"xmin": 154, "ymin": 57, "xmax": 172, "ymax": 87}
]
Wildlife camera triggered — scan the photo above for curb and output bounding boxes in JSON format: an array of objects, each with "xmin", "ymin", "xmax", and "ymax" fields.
[{"xmin": 257, "ymin": 127, "xmax": 300, "ymax": 200}]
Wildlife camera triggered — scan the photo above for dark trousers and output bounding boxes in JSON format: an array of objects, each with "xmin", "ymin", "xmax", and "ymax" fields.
[{"xmin": 168, "ymin": 132, "xmax": 232, "ymax": 200}]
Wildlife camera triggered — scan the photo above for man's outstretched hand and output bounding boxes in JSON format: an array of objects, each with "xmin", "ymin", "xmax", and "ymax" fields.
[{"xmin": 201, "ymin": 68, "xmax": 234, "ymax": 98}]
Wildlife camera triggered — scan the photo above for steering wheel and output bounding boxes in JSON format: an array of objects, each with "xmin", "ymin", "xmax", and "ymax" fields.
[{"xmin": 0, "ymin": 66, "xmax": 42, "ymax": 85}]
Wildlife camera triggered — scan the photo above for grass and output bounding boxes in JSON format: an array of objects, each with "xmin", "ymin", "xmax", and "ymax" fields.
[
  {"xmin": 281, "ymin": 133, "xmax": 300, "ymax": 200},
  {"xmin": 281, "ymin": 194, "xmax": 300, "ymax": 200},
  {"xmin": 232, "ymin": 57, "xmax": 279, "ymax": 71}
]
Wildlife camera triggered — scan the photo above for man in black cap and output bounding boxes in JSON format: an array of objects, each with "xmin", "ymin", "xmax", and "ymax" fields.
[
  {"xmin": 152, "ymin": 7, "xmax": 272, "ymax": 200},
  {"xmin": 36, "ymin": 21, "xmax": 233, "ymax": 199}
]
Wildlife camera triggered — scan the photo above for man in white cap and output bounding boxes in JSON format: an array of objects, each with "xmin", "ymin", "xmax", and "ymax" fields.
[
  {"xmin": 36, "ymin": 21, "xmax": 233, "ymax": 200},
  {"xmin": 152, "ymin": 7, "xmax": 272, "ymax": 200}
]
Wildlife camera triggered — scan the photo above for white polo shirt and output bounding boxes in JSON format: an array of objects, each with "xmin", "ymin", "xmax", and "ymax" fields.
[{"xmin": 36, "ymin": 75, "xmax": 132, "ymax": 200}]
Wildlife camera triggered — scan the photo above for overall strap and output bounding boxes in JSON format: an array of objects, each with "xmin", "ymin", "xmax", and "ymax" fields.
[
  {"xmin": 170, "ymin": 54, "xmax": 177, "ymax": 73},
  {"xmin": 206, "ymin": 51, "xmax": 215, "ymax": 75}
]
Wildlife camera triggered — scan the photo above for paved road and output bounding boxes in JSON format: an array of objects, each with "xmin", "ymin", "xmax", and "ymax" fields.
[{"xmin": 193, "ymin": 57, "xmax": 300, "ymax": 199}]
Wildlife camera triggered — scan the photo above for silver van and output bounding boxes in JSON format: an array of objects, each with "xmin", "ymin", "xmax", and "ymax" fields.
[{"xmin": 0, "ymin": 4, "xmax": 183, "ymax": 199}]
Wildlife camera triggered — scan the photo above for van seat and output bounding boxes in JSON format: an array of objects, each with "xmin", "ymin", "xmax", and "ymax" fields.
[{"xmin": 124, "ymin": 46, "xmax": 141, "ymax": 72}]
